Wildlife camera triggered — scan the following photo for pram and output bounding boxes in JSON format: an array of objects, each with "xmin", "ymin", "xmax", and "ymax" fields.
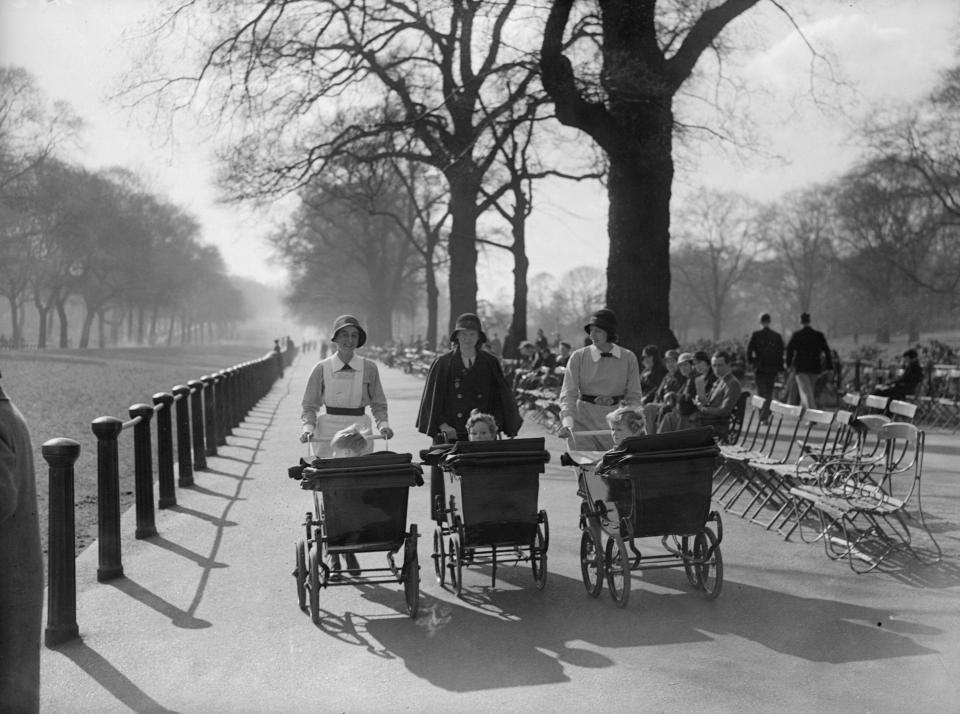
[
  {"xmin": 562, "ymin": 427, "xmax": 723, "ymax": 608},
  {"xmin": 421, "ymin": 437, "xmax": 551, "ymax": 595},
  {"xmin": 291, "ymin": 447, "xmax": 424, "ymax": 622}
]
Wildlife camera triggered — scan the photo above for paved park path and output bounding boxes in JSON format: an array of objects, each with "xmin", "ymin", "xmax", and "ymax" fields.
[{"xmin": 40, "ymin": 354, "xmax": 960, "ymax": 713}]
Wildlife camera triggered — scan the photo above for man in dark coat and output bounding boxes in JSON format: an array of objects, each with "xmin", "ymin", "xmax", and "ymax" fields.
[
  {"xmin": 746, "ymin": 312, "xmax": 785, "ymax": 421},
  {"xmin": 0, "ymin": 369, "xmax": 43, "ymax": 712},
  {"xmin": 416, "ymin": 313, "xmax": 522, "ymax": 521},
  {"xmin": 785, "ymin": 312, "xmax": 833, "ymax": 409}
]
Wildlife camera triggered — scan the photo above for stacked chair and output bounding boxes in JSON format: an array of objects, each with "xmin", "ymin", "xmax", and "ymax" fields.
[{"xmin": 713, "ymin": 391, "xmax": 942, "ymax": 573}]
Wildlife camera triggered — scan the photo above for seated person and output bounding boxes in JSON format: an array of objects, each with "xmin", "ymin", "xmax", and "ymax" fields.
[
  {"xmin": 326, "ymin": 424, "xmax": 370, "ymax": 576},
  {"xmin": 466, "ymin": 409, "xmax": 498, "ymax": 441},
  {"xmin": 641, "ymin": 348, "xmax": 684, "ymax": 435},
  {"xmin": 872, "ymin": 349, "xmax": 924, "ymax": 401},
  {"xmin": 691, "ymin": 351, "xmax": 742, "ymax": 441},
  {"xmin": 675, "ymin": 352, "xmax": 699, "ymax": 427},
  {"xmin": 555, "ymin": 341, "xmax": 572, "ymax": 369},
  {"xmin": 656, "ymin": 392, "xmax": 683, "ymax": 433},
  {"xmin": 606, "ymin": 405, "xmax": 646, "ymax": 447}
]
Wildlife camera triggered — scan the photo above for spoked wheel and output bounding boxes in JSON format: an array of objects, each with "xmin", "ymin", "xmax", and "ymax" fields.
[
  {"xmin": 433, "ymin": 526, "xmax": 447, "ymax": 586},
  {"xmin": 580, "ymin": 529, "xmax": 604, "ymax": 597},
  {"xmin": 308, "ymin": 545, "xmax": 322, "ymax": 625},
  {"xmin": 681, "ymin": 535, "xmax": 702, "ymax": 589},
  {"xmin": 538, "ymin": 509, "xmax": 550, "ymax": 553},
  {"xmin": 694, "ymin": 528, "xmax": 723, "ymax": 599},
  {"xmin": 531, "ymin": 520, "xmax": 548, "ymax": 591},
  {"xmin": 403, "ymin": 552, "xmax": 420, "ymax": 619},
  {"xmin": 447, "ymin": 534, "xmax": 463, "ymax": 596},
  {"xmin": 295, "ymin": 539, "xmax": 307, "ymax": 610},
  {"xmin": 605, "ymin": 535, "xmax": 631, "ymax": 608}
]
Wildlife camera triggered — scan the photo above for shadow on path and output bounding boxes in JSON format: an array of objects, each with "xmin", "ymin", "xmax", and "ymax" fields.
[{"xmin": 55, "ymin": 641, "xmax": 180, "ymax": 714}]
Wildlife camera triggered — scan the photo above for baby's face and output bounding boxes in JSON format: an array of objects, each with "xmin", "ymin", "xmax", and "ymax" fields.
[
  {"xmin": 468, "ymin": 422, "xmax": 495, "ymax": 441},
  {"xmin": 611, "ymin": 422, "xmax": 640, "ymax": 446}
]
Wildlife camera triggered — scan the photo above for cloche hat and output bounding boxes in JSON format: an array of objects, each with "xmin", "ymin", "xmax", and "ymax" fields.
[
  {"xmin": 450, "ymin": 312, "xmax": 487, "ymax": 346},
  {"xmin": 330, "ymin": 315, "xmax": 367, "ymax": 347},
  {"xmin": 584, "ymin": 308, "xmax": 618, "ymax": 342},
  {"xmin": 677, "ymin": 352, "xmax": 695, "ymax": 365}
]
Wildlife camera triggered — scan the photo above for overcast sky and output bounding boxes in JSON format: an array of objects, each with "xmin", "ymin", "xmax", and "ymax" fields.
[{"xmin": 2, "ymin": 0, "xmax": 958, "ymax": 299}]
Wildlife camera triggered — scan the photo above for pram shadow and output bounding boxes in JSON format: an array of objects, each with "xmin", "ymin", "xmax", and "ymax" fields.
[{"xmin": 308, "ymin": 564, "xmax": 938, "ymax": 692}]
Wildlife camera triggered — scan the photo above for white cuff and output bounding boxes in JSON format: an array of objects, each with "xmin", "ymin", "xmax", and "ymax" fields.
[
  {"xmin": 301, "ymin": 423, "xmax": 315, "ymax": 434},
  {"xmin": 562, "ymin": 416, "xmax": 574, "ymax": 429}
]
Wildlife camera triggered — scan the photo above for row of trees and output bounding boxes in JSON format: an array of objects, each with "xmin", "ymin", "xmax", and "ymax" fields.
[
  {"xmin": 130, "ymin": 2, "xmax": 960, "ymax": 354},
  {"xmin": 0, "ymin": 66, "xmax": 248, "ymax": 349}
]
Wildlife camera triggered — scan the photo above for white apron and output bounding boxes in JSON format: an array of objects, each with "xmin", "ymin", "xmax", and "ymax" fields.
[{"xmin": 314, "ymin": 358, "xmax": 373, "ymax": 457}]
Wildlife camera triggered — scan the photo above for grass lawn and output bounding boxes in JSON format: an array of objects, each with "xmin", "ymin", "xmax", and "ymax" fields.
[{"xmin": 0, "ymin": 344, "xmax": 276, "ymax": 561}]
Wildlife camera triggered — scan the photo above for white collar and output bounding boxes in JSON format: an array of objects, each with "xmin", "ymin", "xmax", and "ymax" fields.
[
  {"xmin": 589, "ymin": 344, "xmax": 621, "ymax": 362},
  {"xmin": 332, "ymin": 353, "xmax": 360, "ymax": 371}
]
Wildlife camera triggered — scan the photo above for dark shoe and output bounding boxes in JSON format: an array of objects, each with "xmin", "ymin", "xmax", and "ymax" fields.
[{"xmin": 344, "ymin": 553, "xmax": 361, "ymax": 576}]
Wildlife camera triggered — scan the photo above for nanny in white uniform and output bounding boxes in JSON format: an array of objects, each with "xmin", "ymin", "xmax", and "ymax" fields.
[
  {"xmin": 557, "ymin": 308, "xmax": 642, "ymax": 450},
  {"xmin": 299, "ymin": 315, "xmax": 393, "ymax": 455}
]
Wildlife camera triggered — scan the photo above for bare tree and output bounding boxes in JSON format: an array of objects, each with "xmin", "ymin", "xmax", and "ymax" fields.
[
  {"xmin": 541, "ymin": 0, "xmax": 785, "ymax": 350},
  {"xmin": 672, "ymin": 188, "xmax": 760, "ymax": 341},
  {"xmin": 132, "ymin": 1, "xmax": 543, "ymax": 331}
]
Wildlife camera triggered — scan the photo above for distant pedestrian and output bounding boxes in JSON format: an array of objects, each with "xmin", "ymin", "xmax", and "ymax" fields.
[
  {"xmin": 0, "ymin": 369, "xmax": 43, "ymax": 713},
  {"xmin": 786, "ymin": 312, "xmax": 833, "ymax": 409},
  {"xmin": 746, "ymin": 312, "xmax": 785, "ymax": 422}
]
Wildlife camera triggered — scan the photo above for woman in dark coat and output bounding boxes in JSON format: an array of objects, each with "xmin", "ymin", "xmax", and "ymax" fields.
[{"xmin": 416, "ymin": 313, "xmax": 522, "ymax": 521}]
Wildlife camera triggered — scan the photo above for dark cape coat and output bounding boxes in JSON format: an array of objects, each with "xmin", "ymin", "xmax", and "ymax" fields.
[{"xmin": 415, "ymin": 348, "xmax": 522, "ymax": 439}]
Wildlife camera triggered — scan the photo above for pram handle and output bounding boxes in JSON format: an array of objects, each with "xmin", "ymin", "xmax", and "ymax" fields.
[
  {"xmin": 306, "ymin": 433, "xmax": 389, "ymax": 458},
  {"xmin": 562, "ymin": 429, "xmax": 609, "ymax": 452}
]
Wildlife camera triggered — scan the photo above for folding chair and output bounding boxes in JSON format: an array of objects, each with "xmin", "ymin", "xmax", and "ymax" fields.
[
  {"xmin": 800, "ymin": 423, "xmax": 941, "ymax": 573},
  {"xmin": 713, "ymin": 395, "xmax": 768, "ymax": 496},
  {"xmin": 841, "ymin": 391, "xmax": 862, "ymax": 417},
  {"xmin": 862, "ymin": 393, "xmax": 890, "ymax": 415},
  {"xmin": 887, "ymin": 399, "xmax": 917, "ymax": 423},
  {"xmin": 719, "ymin": 400, "xmax": 804, "ymax": 517}
]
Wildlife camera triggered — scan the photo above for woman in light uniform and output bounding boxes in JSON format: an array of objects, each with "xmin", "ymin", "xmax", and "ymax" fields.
[
  {"xmin": 556, "ymin": 308, "xmax": 642, "ymax": 450},
  {"xmin": 299, "ymin": 315, "xmax": 393, "ymax": 455}
]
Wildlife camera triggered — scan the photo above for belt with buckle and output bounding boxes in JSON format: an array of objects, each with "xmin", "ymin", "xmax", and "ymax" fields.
[
  {"xmin": 580, "ymin": 394, "xmax": 623, "ymax": 406},
  {"xmin": 326, "ymin": 406, "xmax": 365, "ymax": 416}
]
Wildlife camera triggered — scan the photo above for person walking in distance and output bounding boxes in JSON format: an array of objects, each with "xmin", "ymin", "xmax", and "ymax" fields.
[
  {"xmin": 786, "ymin": 312, "xmax": 833, "ymax": 409},
  {"xmin": 746, "ymin": 312, "xmax": 785, "ymax": 422}
]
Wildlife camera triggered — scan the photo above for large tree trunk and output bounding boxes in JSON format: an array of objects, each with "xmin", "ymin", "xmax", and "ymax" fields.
[
  {"xmin": 606, "ymin": 144, "xmax": 678, "ymax": 353},
  {"xmin": 446, "ymin": 171, "xmax": 480, "ymax": 333},
  {"xmin": 35, "ymin": 305, "xmax": 49, "ymax": 350},
  {"xmin": 79, "ymin": 308, "xmax": 95, "ymax": 348},
  {"xmin": 7, "ymin": 296, "xmax": 22, "ymax": 347}
]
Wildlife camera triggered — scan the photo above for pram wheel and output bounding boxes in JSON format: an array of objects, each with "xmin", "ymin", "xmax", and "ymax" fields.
[
  {"xmin": 531, "ymin": 519, "xmax": 548, "ymax": 590},
  {"xmin": 308, "ymin": 545, "xmax": 323, "ymax": 624},
  {"xmin": 681, "ymin": 536, "xmax": 701, "ymax": 589},
  {"xmin": 447, "ymin": 533, "xmax": 463, "ymax": 596},
  {"xmin": 695, "ymin": 528, "xmax": 723, "ymax": 599},
  {"xmin": 580, "ymin": 529, "xmax": 604, "ymax": 597},
  {"xmin": 605, "ymin": 535, "xmax": 631, "ymax": 608},
  {"xmin": 432, "ymin": 526, "xmax": 446, "ymax": 586},
  {"xmin": 295, "ymin": 539, "xmax": 307, "ymax": 610},
  {"xmin": 403, "ymin": 526, "xmax": 420, "ymax": 619}
]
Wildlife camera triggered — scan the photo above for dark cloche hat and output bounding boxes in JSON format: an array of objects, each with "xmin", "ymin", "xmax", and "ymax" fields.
[
  {"xmin": 330, "ymin": 315, "xmax": 367, "ymax": 347},
  {"xmin": 584, "ymin": 308, "xmax": 618, "ymax": 342},
  {"xmin": 450, "ymin": 313, "xmax": 487, "ymax": 345}
]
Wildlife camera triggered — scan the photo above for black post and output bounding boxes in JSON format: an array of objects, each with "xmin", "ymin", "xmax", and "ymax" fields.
[
  {"xmin": 129, "ymin": 403, "xmax": 157, "ymax": 539},
  {"xmin": 172, "ymin": 384, "xmax": 194, "ymax": 486},
  {"xmin": 92, "ymin": 416, "xmax": 124, "ymax": 582},
  {"xmin": 202, "ymin": 375, "xmax": 218, "ymax": 457},
  {"xmin": 215, "ymin": 370, "xmax": 228, "ymax": 446},
  {"xmin": 188, "ymin": 379, "xmax": 207, "ymax": 470},
  {"xmin": 153, "ymin": 392, "xmax": 176, "ymax": 509},
  {"xmin": 854, "ymin": 360, "xmax": 862, "ymax": 393},
  {"xmin": 43, "ymin": 438, "xmax": 81, "ymax": 646}
]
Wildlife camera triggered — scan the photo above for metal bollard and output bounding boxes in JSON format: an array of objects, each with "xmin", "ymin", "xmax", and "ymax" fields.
[
  {"xmin": 153, "ymin": 392, "xmax": 176, "ymax": 509},
  {"xmin": 215, "ymin": 370, "xmax": 228, "ymax": 446},
  {"xmin": 201, "ymin": 375, "xmax": 218, "ymax": 457},
  {"xmin": 43, "ymin": 438, "xmax": 81, "ymax": 646},
  {"xmin": 188, "ymin": 379, "xmax": 207, "ymax": 470},
  {"xmin": 92, "ymin": 417, "xmax": 124, "ymax": 582},
  {"xmin": 172, "ymin": 384, "xmax": 194, "ymax": 486},
  {"xmin": 129, "ymin": 404, "xmax": 157, "ymax": 539}
]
